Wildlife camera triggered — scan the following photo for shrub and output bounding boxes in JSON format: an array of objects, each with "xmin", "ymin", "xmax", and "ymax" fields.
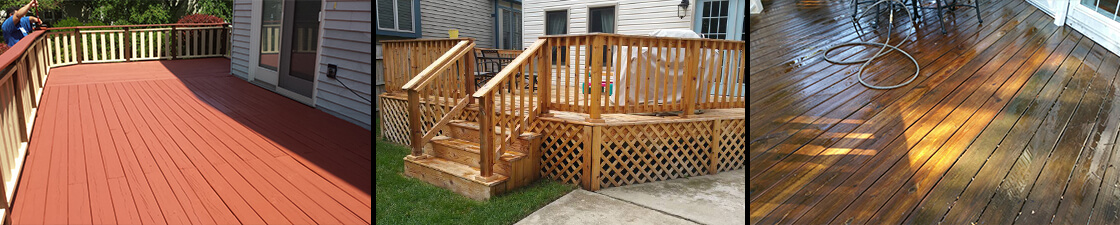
[
  {"xmin": 0, "ymin": 44, "xmax": 10, "ymax": 54},
  {"xmin": 177, "ymin": 14, "xmax": 224, "ymax": 24}
]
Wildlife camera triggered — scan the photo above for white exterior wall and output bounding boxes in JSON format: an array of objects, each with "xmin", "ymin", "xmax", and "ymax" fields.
[{"xmin": 522, "ymin": 0, "xmax": 695, "ymax": 45}]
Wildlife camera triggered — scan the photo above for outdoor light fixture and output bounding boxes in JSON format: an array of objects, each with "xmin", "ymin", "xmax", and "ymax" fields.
[{"xmin": 678, "ymin": 0, "xmax": 690, "ymax": 19}]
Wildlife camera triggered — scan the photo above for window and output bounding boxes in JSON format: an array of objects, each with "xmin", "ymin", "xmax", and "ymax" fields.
[
  {"xmin": 694, "ymin": 0, "xmax": 745, "ymax": 40},
  {"xmin": 699, "ymin": 0, "xmax": 730, "ymax": 39},
  {"xmin": 589, "ymin": 6, "xmax": 616, "ymax": 66},
  {"xmin": 1082, "ymin": 0, "xmax": 1120, "ymax": 21},
  {"xmin": 589, "ymin": 6, "xmax": 615, "ymax": 33},
  {"xmin": 377, "ymin": 0, "xmax": 416, "ymax": 32},
  {"xmin": 546, "ymin": 10, "xmax": 567, "ymax": 64},
  {"xmin": 498, "ymin": 7, "xmax": 522, "ymax": 49}
]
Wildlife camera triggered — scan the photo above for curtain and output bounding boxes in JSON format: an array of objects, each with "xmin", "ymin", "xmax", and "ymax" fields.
[
  {"xmin": 545, "ymin": 12, "xmax": 566, "ymax": 35},
  {"xmin": 599, "ymin": 9, "xmax": 615, "ymax": 33}
]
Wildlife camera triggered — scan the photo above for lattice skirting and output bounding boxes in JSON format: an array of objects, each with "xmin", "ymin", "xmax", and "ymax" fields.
[
  {"xmin": 597, "ymin": 121, "xmax": 713, "ymax": 189},
  {"xmin": 379, "ymin": 95, "xmax": 410, "ymax": 145},
  {"xmin": 379, "ymin": 94, "xmax": 483, "ymax": 146},
  {"xmin": 531, "ymin": 120, "xmax": 585, "ymax": 185},
  {"xmin": 532, "ymin": 117, "xmax": 746, "ymax": 190},
  {"xmin": 717, "ymin": 119, "xmax": 746, "ymax": 172}
]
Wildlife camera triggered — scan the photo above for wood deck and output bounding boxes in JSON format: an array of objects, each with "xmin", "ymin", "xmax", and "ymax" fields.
[
  {"xmin": 750, "ymin": 0, "xmax": 1120, "ymax": 224},
  {"xmin": 9, "ymin": 58, "xmax": 372, "ymax": 224}
]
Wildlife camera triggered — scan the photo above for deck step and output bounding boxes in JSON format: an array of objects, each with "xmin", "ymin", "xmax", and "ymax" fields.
[
  {"xmin": 430, "ymin": 135, "xmax": 527, "ymax": 176},
  {"xmin": 430, "ymin": 136, "xmax": 482, "ymax": 168},
  {"xmin": 403, "ymin": 156, "xmax": 508, "ymax": 201},
  {"xmin": 447, "ymin": 120, "xmax": 541, "ymax": 154}
]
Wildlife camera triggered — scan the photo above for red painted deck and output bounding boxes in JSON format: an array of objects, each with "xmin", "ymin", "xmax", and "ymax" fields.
[{"xmin": 9, "ymin": 58, "xmax": 372, "ymax": 224}]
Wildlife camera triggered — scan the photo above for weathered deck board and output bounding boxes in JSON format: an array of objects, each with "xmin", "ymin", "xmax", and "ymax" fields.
[
  {"xmin": 750, "ymin": 0, "xmax": 1120, "ymax": 224},
  {"xmin": 9, "ymin": 58, "xmax": 372, "ymax": 224}
]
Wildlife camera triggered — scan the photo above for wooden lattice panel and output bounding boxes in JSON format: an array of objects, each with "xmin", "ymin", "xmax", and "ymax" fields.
[
  {"xmin": 597, "ymin": 121, "xmax": 712, "ymax": 188},
  {"xmin": 718, "ymin": 119, "xmax": 746, "ymax": 172},
  {"xmin": 379, "ymin": 96, "xmax": 411, "ymax": 145},
  {"xmin": 534, "ymin": 120, "xmax": 586, "ymax": 185}
]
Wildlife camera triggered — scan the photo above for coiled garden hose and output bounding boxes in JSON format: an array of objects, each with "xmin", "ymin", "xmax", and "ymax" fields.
[{"xmin": 824, "ymin": 0, "xmax": 921, "ymax": 90}]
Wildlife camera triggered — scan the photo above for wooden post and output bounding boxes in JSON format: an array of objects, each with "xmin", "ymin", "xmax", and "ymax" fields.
[
  {"xmin": 407, "ymin": 89, "xmax": 423, "ymax": 157},
  {"xmin": 587, "ymin": 36, "xmax": 604, "ymax": 123},
  {"xmin": 538, "ymin": 39, "xmax": 552, "ymax": 117},
  {"xmin": 681, "ymin": 40, "xmax": 700, "ymax": 118},
  {"xmin": 581, "ymin": 125, "xmax": 594, "ymax": 190},
  {"xmin": 465, "ymin": 48, "xmax": 477, "ymax": 97},
  {"xmin": 74, "ymin": 30, "xmax": 83, "ymax": 64},
  {"xmin": 591, "ymin": 125, "xmax": 602, "ymax": 190},
  {"xmin": 171, "ymin": 26, "xmax": 178, "ymax": 59},
  {"xmin": 710, "ymin": 119, "xmax": 722, "ymax": 174},
  {"xmin": 478, "ymin": 95, "xmax": 495, "ymax": 178},
  {"xmin": 124, "ymin": 27, "xmax": 132, "ymax": 61}
]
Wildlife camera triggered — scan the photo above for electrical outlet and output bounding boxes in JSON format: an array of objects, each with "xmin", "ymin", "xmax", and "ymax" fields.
[{"xmin": 327, "ymin": 64, "xmax": 337, "ymax": 79}]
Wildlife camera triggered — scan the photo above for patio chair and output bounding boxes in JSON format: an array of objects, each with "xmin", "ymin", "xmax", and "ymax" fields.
[{"xmin": 920, "ymin": 0, "xmax": 982, "ymax": 34}]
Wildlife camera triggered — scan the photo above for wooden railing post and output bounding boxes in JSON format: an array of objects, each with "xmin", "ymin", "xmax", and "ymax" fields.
[
  {"xmin": 587, "ymin": 36, "xmax": 604, "ymax": 123},
  {"xmin": 681, "ymin": 40, "xmax": 700, "ymax": 118},
  {"xmin": 123, "ymin": 27, "xmax": 131, "ymax": 61},
  {"xmin": 170, "ymin": 25, "xmax": 178, "ymax": 59},
  {"xmin": 465, "ymin": 48, "xmax": 477, "ymax": 97},
  {"xmin": 537, "ymin": 39, "xmax": 551, "ymax": 116},
  {"xmin": 407, "ymin": 89, "xmax": 423, "ymax": 157},
  {"xmin": 478, "ymin": 94, "xmax": 494, "ymax": 179},
  {"xmin": 74, "ymin": 29, "xmax": 82, "ymax": 64}
]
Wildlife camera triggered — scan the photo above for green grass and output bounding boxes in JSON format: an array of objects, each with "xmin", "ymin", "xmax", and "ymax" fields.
[{"xmin": 374, "ymin": 114, "xmax": 577, "ymax": 225}]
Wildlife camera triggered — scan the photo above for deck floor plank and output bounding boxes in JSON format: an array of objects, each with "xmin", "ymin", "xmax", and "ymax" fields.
[
  {"xmin": 751, "ymin": 0, "xmax": 1120, "ymax": 223},
  {"xmin": 10, "ymin": 58, "xmax": 371, "ymax": 224}
]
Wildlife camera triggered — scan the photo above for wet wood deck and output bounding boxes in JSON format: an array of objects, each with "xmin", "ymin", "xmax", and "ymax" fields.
[
  {"xmin": 750, "ymin": 0, "xmax": 1120, "ymax": 224},
  {"xmin": 9, "ymin": 58, "xmax": 372, "ymax": 224}
]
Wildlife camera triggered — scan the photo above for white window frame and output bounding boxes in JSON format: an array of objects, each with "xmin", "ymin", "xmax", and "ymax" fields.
[
  {"xmin": 694, "ymin": 0, "xmax": 745, "ymax": 41},
  {"xmin": 376, "ymin": 0, "xmax": 416, "ymax": 33},
  {"xmin": 586, "ymin": 4, "xmax": 618, "ymax": 34}
]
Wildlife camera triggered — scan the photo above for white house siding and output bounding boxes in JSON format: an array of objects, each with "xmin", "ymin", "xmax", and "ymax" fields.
[
  {"xmin": 522, "ymin": 0, "xmax": 694, "ymax": 46},
  {"xmin": 318, "ymin": 0, "xmax": 374, "ymax": 130},
  {"xmin": 230, "ymin": 0, "xmax": 252, "ymax": 79},
  {"xmin": 420, "ymin": 0, "xmax": 496, "ymax": 48}
]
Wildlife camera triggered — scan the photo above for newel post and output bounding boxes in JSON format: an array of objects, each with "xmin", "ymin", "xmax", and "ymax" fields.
[
  {"xmin": 465, "ymin": 48, "xmax": 477, "ymax": 98},
  {"xmin": 587, "ymin": 36, "xmax": 604, "ymax": 123},
  {"xmin": 537, "ymin": 39, "xmax": 551, "ymax": 116},
  {"xmin": 478, "ymin": 95, "xmax": 495, "ymax": 178},
  {"xmin": 407, "ymin": 89, "xmax": 423, "ymax": 157}
]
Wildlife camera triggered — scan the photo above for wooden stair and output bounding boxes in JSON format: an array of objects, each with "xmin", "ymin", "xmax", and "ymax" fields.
[{"xmin": 404, "ymin": 120, "xmax": 542, "ymax": 200}]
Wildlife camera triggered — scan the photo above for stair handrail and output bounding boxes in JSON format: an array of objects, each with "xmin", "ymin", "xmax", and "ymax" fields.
[
  {"xmin": 472, "ymin": 39, "xmax": 549, "ymax": 179},
  {"xmin": 404, "ymin": 39, "xmax": 478, "ymax": 158}
]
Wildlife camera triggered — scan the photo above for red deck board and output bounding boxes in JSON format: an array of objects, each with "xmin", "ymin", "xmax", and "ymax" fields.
[{"xmin": 13, "ymin": 58, "xmax": 372, "ymax": 224}]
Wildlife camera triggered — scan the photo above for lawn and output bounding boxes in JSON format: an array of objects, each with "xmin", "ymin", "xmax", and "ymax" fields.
[{"xmin": 374, "ymin": 115, "xmax": 577, "ymax": 225}]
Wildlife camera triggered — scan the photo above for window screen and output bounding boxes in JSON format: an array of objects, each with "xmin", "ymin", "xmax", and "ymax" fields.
[{"xmin": 376, "ymin": 0, "xmax": 415, "ymax": 32}]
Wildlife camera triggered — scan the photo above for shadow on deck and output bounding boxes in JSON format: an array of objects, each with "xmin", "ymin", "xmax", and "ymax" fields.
[{"xmin": 11, "ymin": 58, "xmax": 371, "ymax": 224}]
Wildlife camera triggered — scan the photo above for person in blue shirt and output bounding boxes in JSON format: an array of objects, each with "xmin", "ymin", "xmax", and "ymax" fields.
[{"xmin": 2, "ymin": 0, "xmax": 39, "ymax": 47}]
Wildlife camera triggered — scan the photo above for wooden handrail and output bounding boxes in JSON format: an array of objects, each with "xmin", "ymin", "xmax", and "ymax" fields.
[
  {"xmin": 43, "ymin": 22, "xmax": 230, "ymax": 31},
  {"xmin": 401, "ymin": 40, "xmax": 472, "ymax": 90},
  {"xmin": 472, "ymin": 39, "xmax": 549, "ymax": 178},
  {"xmin": 409, "ymin": 42, "xmax": 476, "ymax": 90}
]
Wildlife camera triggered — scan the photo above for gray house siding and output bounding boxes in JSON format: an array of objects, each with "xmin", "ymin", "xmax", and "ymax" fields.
[
  {"xmin": 230, "ymin": 0, "xmax": 252, "ymax": 79},
  {"xmin": 317, "ymin": 0, "xmax": 373, "ymax": 130},
  {"xmin": 420, "ymin": 0, "xmax": 496, "ymax": 48}
]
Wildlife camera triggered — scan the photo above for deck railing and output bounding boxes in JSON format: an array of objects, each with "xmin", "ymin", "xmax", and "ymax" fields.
[
  {"xmin": 539, "ymin": 34, "xmax": 746, "ymax": 120},
  {"xmin": 401, "ymin": 39, "xmax": 478, "ymax": 163},
  {"xmin": 0, "ymin": 23, "xmax": 231, "ymax": 220},
  {"xmin": 473, "ymin": 40, "xmax": 549, "ymax": 178},
  {"xmin": 381, "ymin": 38, "xmax": 470, "ymax": 93},
  {"xmin": 43, "ymin": 23, "xmax": 231, "ymax": 67},
  {"xmin": 0, "ymin": 28, "xmax": 49, "ymax": 216}
]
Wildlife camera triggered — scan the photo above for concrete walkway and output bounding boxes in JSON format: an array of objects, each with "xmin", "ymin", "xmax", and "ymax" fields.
[{"xmin": 516, "ymin": 169, "xmax": 745, "ymax": 225}]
